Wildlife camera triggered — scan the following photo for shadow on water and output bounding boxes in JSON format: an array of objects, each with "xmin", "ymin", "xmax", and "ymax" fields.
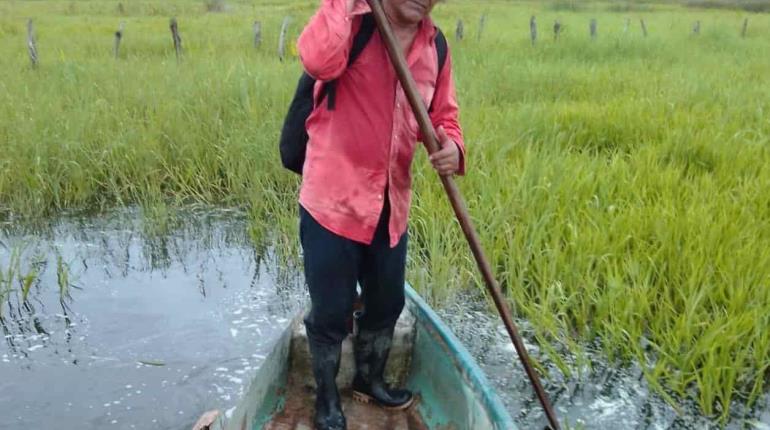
[
  {"xmin": 0, "ymin": 206, "xmax": 307, "ymax": 430},
  {"xmin": 437, "ymin": 291, "xmax": 770, "ymax": 430}
]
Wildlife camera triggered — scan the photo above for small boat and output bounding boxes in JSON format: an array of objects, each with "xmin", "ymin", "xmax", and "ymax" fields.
[{"xmin": 207, "ymin": 284, "xmax": 516, "ymax": 430}]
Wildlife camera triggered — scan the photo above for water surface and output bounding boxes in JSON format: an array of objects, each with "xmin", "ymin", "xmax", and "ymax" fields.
[
  {"xmin": 1, "ymin": 207, "xmax": 768, "ymax": 430},
  {"xmin": 0, "ymin": 207, "xmax": 306, "ymax": 430},
  {"xmin": 438, "ymin": 294, "xmax": 770, "ymax": 429}
]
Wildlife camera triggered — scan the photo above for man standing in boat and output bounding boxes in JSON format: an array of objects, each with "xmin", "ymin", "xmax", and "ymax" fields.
[{"xmin": 296, "ymin": 0, "xmax": 464, "ymax": 428}]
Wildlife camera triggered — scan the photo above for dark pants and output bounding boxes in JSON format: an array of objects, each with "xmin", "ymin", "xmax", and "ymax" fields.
[{"xmin": 300, "ymin": 200, "xmax": 407, "ymax": 346}]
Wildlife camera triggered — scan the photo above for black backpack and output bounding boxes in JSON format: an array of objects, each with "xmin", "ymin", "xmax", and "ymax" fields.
[{"xmin": 279, "ymin": 13, "xmax": 449, "ymax": 175}]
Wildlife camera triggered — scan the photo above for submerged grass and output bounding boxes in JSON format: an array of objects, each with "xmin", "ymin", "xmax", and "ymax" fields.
[{"xmin": 1, "ymin": 0, "xmax": 769, "ymax": 423}]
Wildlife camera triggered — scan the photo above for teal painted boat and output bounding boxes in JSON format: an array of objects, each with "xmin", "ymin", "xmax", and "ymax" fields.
[{"xmin": 207, "ymin": 284, "xmax": 516, "ymax": 430}]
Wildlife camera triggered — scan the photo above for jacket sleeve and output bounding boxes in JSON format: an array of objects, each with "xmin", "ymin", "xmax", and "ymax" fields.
[
  {"xmin": 297, "ymin": 0, "xmax": 364, "ymax": 81},
  {"xmin": 430, "ymin": 50, "xmax": 466, "ymax": 175}
]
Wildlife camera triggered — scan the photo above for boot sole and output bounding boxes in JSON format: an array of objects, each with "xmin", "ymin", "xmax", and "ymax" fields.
[{"xmin": 351, "ymin": 390, "xmax": 415, "ymax": 411}]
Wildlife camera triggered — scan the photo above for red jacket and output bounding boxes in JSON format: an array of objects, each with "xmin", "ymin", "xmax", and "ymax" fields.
[{"xmin": 297, "ymin": 0, "xmax": 465, "ymax": 247}]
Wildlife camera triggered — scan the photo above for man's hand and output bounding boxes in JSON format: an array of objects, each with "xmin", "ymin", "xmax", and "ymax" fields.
[{"xmin": 429, "ymin": 126, "xmax": 460, "ymax": 176}]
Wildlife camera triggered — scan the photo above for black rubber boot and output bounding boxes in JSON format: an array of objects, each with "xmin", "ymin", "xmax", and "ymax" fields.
[
  {"xmin": 308, "ymin": 338, "xmax": 346, "ymax": 430},
  {"xmin": 352, "ymin": 325, "xmax": 414, "ymax": 410}
]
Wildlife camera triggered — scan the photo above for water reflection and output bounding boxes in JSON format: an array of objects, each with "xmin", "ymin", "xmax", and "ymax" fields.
[{"xmin": 0, "ymin": 206, "xmax": 306, "ymax": 430}]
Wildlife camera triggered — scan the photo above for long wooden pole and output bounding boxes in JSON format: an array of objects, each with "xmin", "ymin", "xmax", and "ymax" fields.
[{"xmin": 364, "ymin": 1, "xmax": 561, "ymax": 428}]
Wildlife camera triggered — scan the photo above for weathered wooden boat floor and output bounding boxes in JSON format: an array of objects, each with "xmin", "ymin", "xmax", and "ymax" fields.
[{"xmin": 265, "ymin": 378, "xmax": 427, "ymax": 430}]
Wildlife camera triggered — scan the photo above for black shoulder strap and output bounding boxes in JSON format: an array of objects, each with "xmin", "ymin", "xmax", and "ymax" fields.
[
  {"xmin": 322, "ymin": 13, "xmax": 376, "ymax": 110},
  {"xmin": 435, "ymin": 28, "xmax": 448, "ymax": 74},
  {"xmin": 348, "ymin": 14, "xmax": 377, "ymax": 68},
  {"xmin": 429, "ymin": 28, "xmax": 449, "ymax": 113}
]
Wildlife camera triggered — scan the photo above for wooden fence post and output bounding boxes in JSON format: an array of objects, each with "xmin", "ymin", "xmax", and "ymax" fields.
[
  {"xmin": 114, "ymin": 21, "xmax": 124, "ymax": 59},
  {"xmin": 478, "ymin": 13, "xmax": 487, "ymax": 42},
  {"xmin": 623, "ymin": 18, "xmax": 630, "ymax": 33},
  {"xmin": 278, "ymin": 16, "xmax": 291, "ymax": 61},
  {"xmin": 253, "ymin": 21, "xmax": 262, "ymax": 48},
  {"xmin": 640, "ymin": 19, "xmax": 648, "ymax": 37},
  {"xmin": 169, "ymin": 18, "xmax": 182, "ymax": 61},
  {"xmin": 741, "ymin": 18, "xmax": 748, "ymax": 38},
  {"xmin": 455, "ymin": 19, "xmax": 464, "ymax": 42},
  {"xmin": 530, "ymin": 16, "xmax": 537, "ymax": 46},
  {"xmin": 554, "ymin": 20, "xmax": 561, "ymax": 41},
  {"xmin": 590, "ymin": 18, "xmax": 597, "ymax": 39},
  {"xmin": 693, "ymin": 20, "xmax": 701, "ymax": 35},
  {"xmin": 27, "ymin": 19, "xmax": 38, "ymax": 68}
]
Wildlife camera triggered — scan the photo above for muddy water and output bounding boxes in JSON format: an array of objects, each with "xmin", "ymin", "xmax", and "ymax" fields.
[
  {"xmin": 1, "ymin": 208, "xmax": 768, "ymax": 430},
  {"xmin": 0, "ymin": 207, "xmax": 306, "ymax": 430}
]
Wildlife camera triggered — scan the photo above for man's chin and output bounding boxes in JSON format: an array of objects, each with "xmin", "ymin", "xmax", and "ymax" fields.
[{"xmin": 403, "ymin": 10, "xmax": 426, "ymax": 24}]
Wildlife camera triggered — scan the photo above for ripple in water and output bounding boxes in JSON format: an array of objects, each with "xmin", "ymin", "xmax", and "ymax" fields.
[{"xmin": 437, "ymin": 292, "xmax": 770, "ymax": 429}]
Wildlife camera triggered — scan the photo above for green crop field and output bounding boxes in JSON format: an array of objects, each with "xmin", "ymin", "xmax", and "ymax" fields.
[{"xmin": 1, "ymin": 0, "xmax": 769, "ymax": 425}]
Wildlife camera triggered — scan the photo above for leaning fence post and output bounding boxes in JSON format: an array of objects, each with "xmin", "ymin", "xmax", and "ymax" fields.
[
  {"xmin": 114, "ymin": 21, "xmax": 124, "ymax": 59},
  {"xmin": 741, "ymin": 18, "xmax": 748, "ymax": 38},
  {"xmin": 455, "ymin": 19, "xmax": 464, "ymax": 42},
  {"xmin": 253, "ymin": 20, "xmax": 262, "ymax": 48},
  {"xmin": 590, "ymin": 18, "xmax": 597, "ymax": 39},
  {"xmin": 478, "ymin": 13, "xmax": 487, "ymax": 42},
  {"xmin": 27, "ymin": 19, "xmax": 38, "ymax": 68},
  {"xmin": 530, "ymin": 16, "xmax": 537, "ymax": 46},
  {"xmin": 278, "ymin": 16, "xmax": 291, "ymax": 61},
  {"xmin": 169, "ymin": 18, "xmax": 182, "ymax": 61},
  {"xmin": 554, "ymin": 20, "xmax": 561, "ymax": 41},
  {"xmin": 693, "ymin": 20, "xmax": 701, "ymax": 35},
  {"xmin": 640, "ymin": 19, "xmax": 648, "ymax": 37}
]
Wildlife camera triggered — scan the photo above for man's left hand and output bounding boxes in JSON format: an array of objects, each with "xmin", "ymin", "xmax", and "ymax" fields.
[{"xmin": 429, "ymin": 126, "xmax": 460, "ymax": 176}]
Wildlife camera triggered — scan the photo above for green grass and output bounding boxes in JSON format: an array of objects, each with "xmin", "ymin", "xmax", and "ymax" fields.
[{"xmin": 1, "ymin": 0, "xmax": 769, "ymax": 423}]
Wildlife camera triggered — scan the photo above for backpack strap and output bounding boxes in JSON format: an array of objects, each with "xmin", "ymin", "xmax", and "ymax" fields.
[
  {"xmin": 435, "ymin": 28, "xmax": 448, "ymax": 74},
  {"xmin": 320, "ymin": 13, "xmax": 376, "ymax": 110},
  {"xmin": 429, "ymin": 28, "xmax": 449, "ymax": 113}
]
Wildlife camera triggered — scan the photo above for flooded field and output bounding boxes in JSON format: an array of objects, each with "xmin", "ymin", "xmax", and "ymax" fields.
[
  {"xmin": 439, "ymin": 298, "xmax": 770, "ymax": 430},
  {"xmin": 1, "ymin": 207, "xmax": 768, "ymax": 429}
]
